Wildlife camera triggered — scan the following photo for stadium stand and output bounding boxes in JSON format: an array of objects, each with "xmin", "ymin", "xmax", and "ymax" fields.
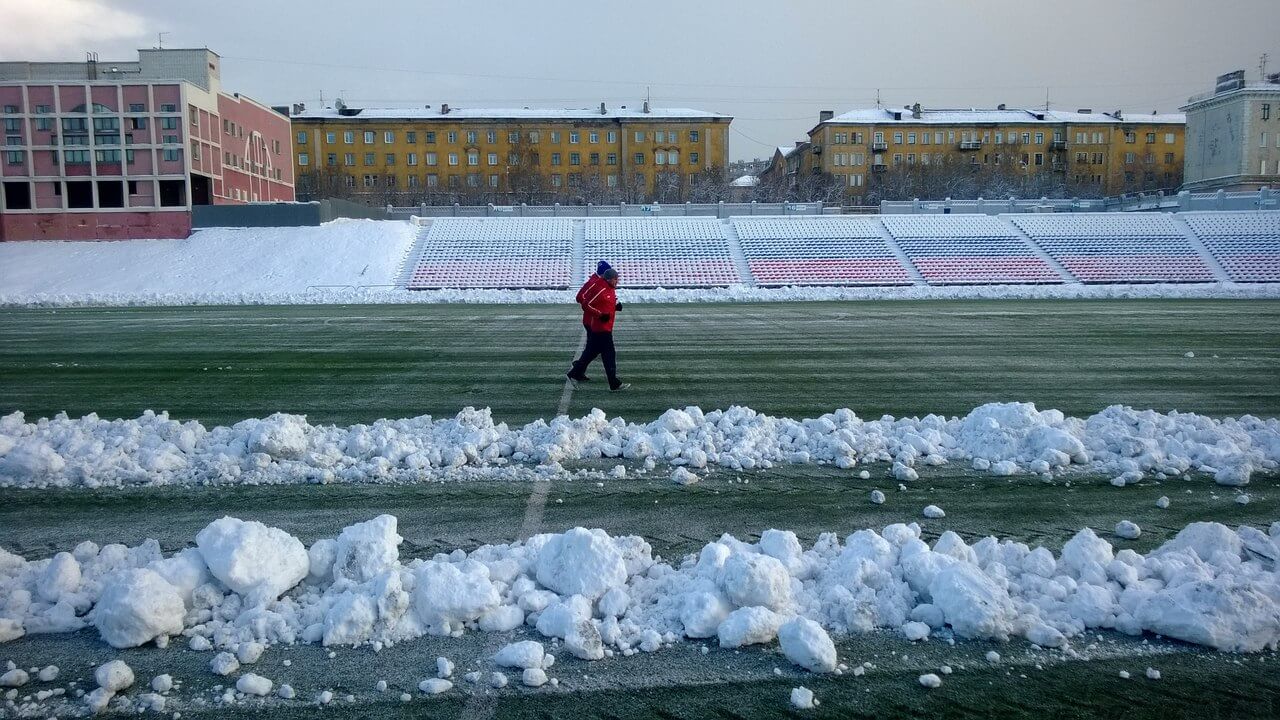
[
  {"xmin": 1183, "ymin": 211, "xmax": 1280, "ymax": 283},
  {"xmin": 584, "ymin": 218, "xmax": 742, "ymax": 287},
  {"xmin": 1008, "ymin": 213, "xmax": 1216, "ymax": 283},
  {"xmin": 881, "ymin": 215, "xmax": 1062, "ymax": 284},
  {"xmin": 733, "ymin": 217, "xmax": 912, "ymax": 285},
  {"xmin": 406, "ymin": 218, "xmax": 574, "ymax": 289},
  {"xmin": 399, "ymin": 212, "xmax": 1280, "ymax": 290}
]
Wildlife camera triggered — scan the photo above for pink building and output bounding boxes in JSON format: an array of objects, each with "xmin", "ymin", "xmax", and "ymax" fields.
[{"xmin": 0, "ymin": 49, "xmax": 294, "ymax": 241}]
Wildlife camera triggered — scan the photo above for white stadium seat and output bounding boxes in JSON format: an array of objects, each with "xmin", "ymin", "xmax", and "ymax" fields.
[
  {"xmin": 1183, "ymin": 211, "xmax": 1280, "ymax": 283},
  {"xmin": 1009, "ymin": 213, "xmax": 1215, "ymax": 283}
]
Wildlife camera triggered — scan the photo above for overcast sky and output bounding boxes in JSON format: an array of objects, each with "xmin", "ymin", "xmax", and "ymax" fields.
[{"xmin": 4, "ymin": 0, "xmax": 1278, "ymax": 161}]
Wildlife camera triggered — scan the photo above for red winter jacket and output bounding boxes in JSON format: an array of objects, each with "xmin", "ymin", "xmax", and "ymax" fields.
[{"xmin": 576, "ymin": 275, "xmax": 617, "ymax": 332}]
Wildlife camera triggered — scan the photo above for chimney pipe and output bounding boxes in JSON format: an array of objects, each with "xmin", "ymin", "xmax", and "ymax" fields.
[
  {"xmin": 818, "ymin": 110, "xmax": 834, "ymax": 123},
  {"xmin": 642, "ymin": 100, "xmax": 650, "ymax": 114},
  {"xmin": 600, "ymin": 102, "xmax": 606, "ymax": 115},
  {"xmin": 441, "ymin": 103, "xmax": 450, "ymax": 115},
  {"xmin": 911, "ymin": 102, "xmax": 922, "ymax": 119},
  {"xmin": 997, "ymin": 103, "xmax": 1006, "ymax": 110}
]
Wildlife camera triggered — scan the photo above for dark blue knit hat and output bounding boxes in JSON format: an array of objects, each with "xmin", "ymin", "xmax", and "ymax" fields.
[{"xmin": 596, "ymin": 260, "xmax": 612, "ymax": 276}]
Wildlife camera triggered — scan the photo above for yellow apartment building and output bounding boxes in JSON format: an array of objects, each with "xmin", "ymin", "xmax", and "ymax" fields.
[
  {"xmin": 803, "ymin": 105, "xmax": 1185, "ymax": 200},
  {"xmin": 289, "ymin": 101, "xmax": 730, "ymax": 204}
]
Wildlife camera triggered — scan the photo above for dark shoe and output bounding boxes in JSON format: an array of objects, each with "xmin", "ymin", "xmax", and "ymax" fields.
[
  {"xmin": 609, "ymin": 382, "xmax": 631, "ymax": 392},
  {"xmin": 566, "ymin": 371, "xmax": 590, "ymax": 383}
]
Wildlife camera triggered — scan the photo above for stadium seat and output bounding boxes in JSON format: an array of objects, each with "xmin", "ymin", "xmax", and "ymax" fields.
[
  {"xmin": 1009, "ymin": 213, "xmax": 1215, "ymax": 284},
  {"xmin": 584, "ymin": 218, "xmax": 743, "ymax": 287},
  {"xmin": 733, "ymin": 217, "xmax": 913, "ymax": 285},
  {"xmin": 1183, "ymin": 211, "xmax": 1280, "ymax": 283},
  {"xmin": 882, "ymin": 215, "xmax": 1061, "ymax": 285},
  {"xmin": 406, "ymin": 218, "xmax": 575, "ymax": 289}
]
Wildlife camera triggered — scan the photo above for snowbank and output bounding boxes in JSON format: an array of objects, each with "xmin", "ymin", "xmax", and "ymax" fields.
[
  {"xmin": 1, "ymin": 402, "xmax": 1276, "ymax": 489},
  {"xmin": 0, "ymin": 219, "xmax": 414, "ymax": 303},
  {"xmin": 3, "ymin": 515, "xmax": 1280, "ymax": 665}
]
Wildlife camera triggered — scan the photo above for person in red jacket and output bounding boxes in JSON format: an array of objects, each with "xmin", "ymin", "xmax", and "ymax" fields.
[{"xmin": 567, "ymin": 262, "xmax": 629, "ymax": 391}]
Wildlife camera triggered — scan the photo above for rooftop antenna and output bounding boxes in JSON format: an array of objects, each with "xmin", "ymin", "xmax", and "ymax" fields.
[
  {"xmin": 875, "ymin": 89, "xmax": 881, "ymax": 108},
  {"xmin": 1044, "ymin": 87, "xmax": 1050, "ymax": 111},
  {"xmin": 157, "ymin": 32, "xmax": 168, "ymax": 49},
  {"xmin": 1261, "ymin": 53, "xmax": 1270, "ymax": 82}
]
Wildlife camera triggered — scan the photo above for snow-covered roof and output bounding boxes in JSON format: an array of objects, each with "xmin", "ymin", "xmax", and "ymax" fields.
[
  {"xmin": 729, "ymin": 175, "xmax": 760, "ymax": 187},
  {"xmin": 819, "ymin": 107, "xmax": 1184, "ymax": 127},
  {"xmin": 293, "ymin": 106, "xmax": 730, "ymax": 121}
]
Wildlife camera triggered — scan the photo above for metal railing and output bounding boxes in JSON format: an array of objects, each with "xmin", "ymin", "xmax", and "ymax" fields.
[
  {"xmin": 880, "ymin": 187, "xmax": 1276, "ymax": 214},
  {"xmin": 386, "ymin": 201, "xmax": 832, "ymax": 218}
]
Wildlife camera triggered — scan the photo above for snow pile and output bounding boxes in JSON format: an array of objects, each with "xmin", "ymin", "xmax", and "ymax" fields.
[
  {"xmin": 0, "ymin": 220, "xmax": 415, "ymax": 304},
  {"xmin": 2, "ymin": 402, "xmax": 1277, "ymax": 489},
  {"xmin": 4, "ymin": 515, "xmax": 1280, "ymax": 674}
]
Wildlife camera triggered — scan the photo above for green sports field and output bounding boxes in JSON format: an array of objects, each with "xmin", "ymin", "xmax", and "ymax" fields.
[{"xmin": 1, "ymin": 299, "xmax": 1279, "ymax": 719}]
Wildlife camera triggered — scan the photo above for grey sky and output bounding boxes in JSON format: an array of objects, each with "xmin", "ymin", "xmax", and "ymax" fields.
[{"xmin": 4, "ymin": 0, "xmax": 1278, "ymax": 161}]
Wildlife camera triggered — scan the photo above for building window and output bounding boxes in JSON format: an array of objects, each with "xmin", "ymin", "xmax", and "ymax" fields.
[
  {"xmin": 607, "ymin": 174, "xmax": 618, "ymax": 187},
  {"xmin": 127, "ymin": 104, "xmax": 144, "ymax": 113},
  {"xmin": 689, "ymin": 130, "xmax": 699, "ymax": 143},
  {"xmin": 405, "ymin": 131, "xmax": 416, "ymax": 144},
  {"xmin": 364, "ymin": 153, "xmax": 375, "ymax": 165},
  {"xmin": 465, "ymin": 131, "xmax": 477, "ymax": 144},
  {"xmin": 569, "ymin": 131, "xmax": 580, "ymax": 144},
  {"xmin": 326, "ymin": 132, "xmax": 336, "ymax": 144},
  {"xmin": 634, "ymin": 131, "xmax": 644, "ymax": 143},
  {"xmin": 408, "ymin": 152, "xmax": 418, "ymax": 166},
  {"xmin": 1034, "ymin": 153, "xmax": 1044, "ymax": 166},
  {"xmin": 486, "ymin": 130, "xmax": 496, "ymax": 144},
  {"xmin": 426, "ymin": 152, "xmax": 437, "ymax": 166},
  {"xmin": 2, "ymin": 105, "xmax": 18, "ymax": 114},
  {"xmin": 608, "ymin": 131, "xmax": 617, "ymax": 143},
  {"xmin": 363, "ymin": 175, "xmax": 376, "ymax": 188},
  {"xmin": 1124, "ymin": 152, "xmax": 1136, "ymax": 164},
  {"xmin": 589, "ymin": 152, "xmax": 599, "ymax": 165},
  {"xmin": 1262, "ymin": 132, "xmax": 1270, "ymax": 148},
  {"xmin": 344, "ymin": 131, "xmax": 354, "ymax": 144},
  {"xmin": 467, "ymin": 151, "xmax": 479, "ymax": 166},
  {"xmin": 489, "ymin": 174, "xmax": 499, "ymax": 188},
  {"xmin": 529, "ymin": 131, "xmax": 540, "ymax": 143},
  {"xmin": 297, "ymin": 131, "xmax": 307, "ymax": 144},
  {"xmin": 634, "ymin": 153, "xmax": 644, "ymax": 165},
  {"xmin": 384, "ymin": 131, "xmax": 394, "ymax": 144},
  {"xmin": 466, "ymin": 173, "xmax": 479, "ymax": 187},
  {"xmin": 667, "ymin": 151, "xmax": 677, "ymax": 164},
  {"xmin": 487, "ymin": 152, "xmax": 498, "ymax": 165},
  {"xmin": 550, "ymin": 152, "xmax": 562, "ymax": 166},
  {"xmin": 426, "ymin": 174, "xmax": 438, "ymax": 187},
  {"xmin": 408, "ymin": 175, "xmax": 419, "ymax": 188},
  {"xmin": 1164, "ymin": 152, "xmax": 1175, "ymax": 164},
  {"xmin": 607, "ymin": 153, "xmax": 617, "ymax": 165},
  {"xmin": 326, "ymin": 153, "xmax": 337, "ymax": 166},
  {"xmin": 907, "ymin": 132, "xmax": 916, "ymax": 144},
  {"xmin": 448, "ymin": 153, "xmax": 459, "ymax": 166},
  {"xmin": 569, "ymin": 152, "xmax": 580, "ymax": 165},
  {"xmin": 298, "ymin": 153, "xmax": 310, "ymax": 166},
  {"xmin": 551, "ymin": 174, "xmax": 563, "ymax": 188},
  {"xmin": 589, "ymin": 131, "xmax": 599, "ymax": 143},
  {"xmin": 344, "ymin": 153, "xmax": 355, "ymax": 166},
  {"xmin": 447, "ymin": 131, "xmax": 457, "ymax": 143},
  {"xmin": 425, "ymin": 131, "xmax": 436, "ymax": 143},
  {"xmin": 654, "ymin": 152, "xmax": 664, "ymax": 165},
  {"xmin": 162, "ymin": 148, "xmax": 181, "ymax": 162},
  {"xmin": 548, "ymin": 131, "xmax": 560, "ymax": 144},
  {"xmin": 893, "ymin": 132, "xmax": 903, "ymax": 144},
  {"xmin": 5, "ymin": 150, "xmax": 24, "ymax": 164},
  {"xmin": 160, "ymin": 117, "xmax": 178, "ymax": 130},
  {"xmin": 361, "ymin": 131, "xmax": 373, "ymax": 144},
  {"xmin": 385, "ymin": 153, "xmax": 395, "ymax": 165},
  {"xmin": 508, "ymin": 131, "xmax": 520, "ymax": 143}
]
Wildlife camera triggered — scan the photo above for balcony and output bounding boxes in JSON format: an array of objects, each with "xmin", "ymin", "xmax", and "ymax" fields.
[
  {"xmin": 870, "ymin": 141, "xmax": 888, "ymax": 151},
  {"xmin": 1050, "ymin": 139, "xmax": 1068, "ymax": 150},
  {"xmin": 958, "ymin": 140, "xmax": 982, "ymax": 151},
  {"xmin": 871, "ymin": 163, "xmax": 888, "ymax": 172}
]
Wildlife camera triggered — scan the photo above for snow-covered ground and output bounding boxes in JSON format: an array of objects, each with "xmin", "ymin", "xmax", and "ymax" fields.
[
  {"xmin": 0, "ymin": 220, "xmax": 415, "ymax": 303},
  {"xmin": 1, "ymin": 402, "xmax": 1276, "ymax": 489},
  {"xmin": 2, "ymin": 513, "xmax": 1278, "ymax": 704},
  {"xmin": 1, "ymin": 221, "xmax": 1278, "ymax": 306}
]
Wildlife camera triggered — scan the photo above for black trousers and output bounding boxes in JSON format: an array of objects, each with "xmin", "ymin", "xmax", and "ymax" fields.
[{"xmin": 570, "ymin": 326, "xmax": 618, "ymax": 384}]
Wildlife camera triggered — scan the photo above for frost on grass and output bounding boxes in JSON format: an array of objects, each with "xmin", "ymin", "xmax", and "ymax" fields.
[{"xmin": 1, "ymin": 402, "xmax": 1277, "ymax": 490}]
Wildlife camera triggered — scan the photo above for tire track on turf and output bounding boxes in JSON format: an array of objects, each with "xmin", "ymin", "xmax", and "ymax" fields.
[{"xmin": 460, "ymin": 328, "xmax": 584, "ymax": 719}]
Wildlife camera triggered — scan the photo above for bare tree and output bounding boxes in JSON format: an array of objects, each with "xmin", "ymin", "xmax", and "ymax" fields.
[{"xmin": 688, "ymin": 165, "xmax": 729, "ymax": 203}]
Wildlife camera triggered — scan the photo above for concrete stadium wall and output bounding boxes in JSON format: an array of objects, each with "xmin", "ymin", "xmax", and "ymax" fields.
[{"xmin": 192, "ymin": 199, "xmax": 391, "ymax": 228}]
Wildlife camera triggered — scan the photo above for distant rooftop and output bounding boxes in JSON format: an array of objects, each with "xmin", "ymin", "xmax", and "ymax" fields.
[
  {"xmin": 817, "ymin": 107, "xmax": 1184, "ymax": 129},
  {"xmin": 291, "ymin": 103, "xmax": 730, "ymax": 122}
]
